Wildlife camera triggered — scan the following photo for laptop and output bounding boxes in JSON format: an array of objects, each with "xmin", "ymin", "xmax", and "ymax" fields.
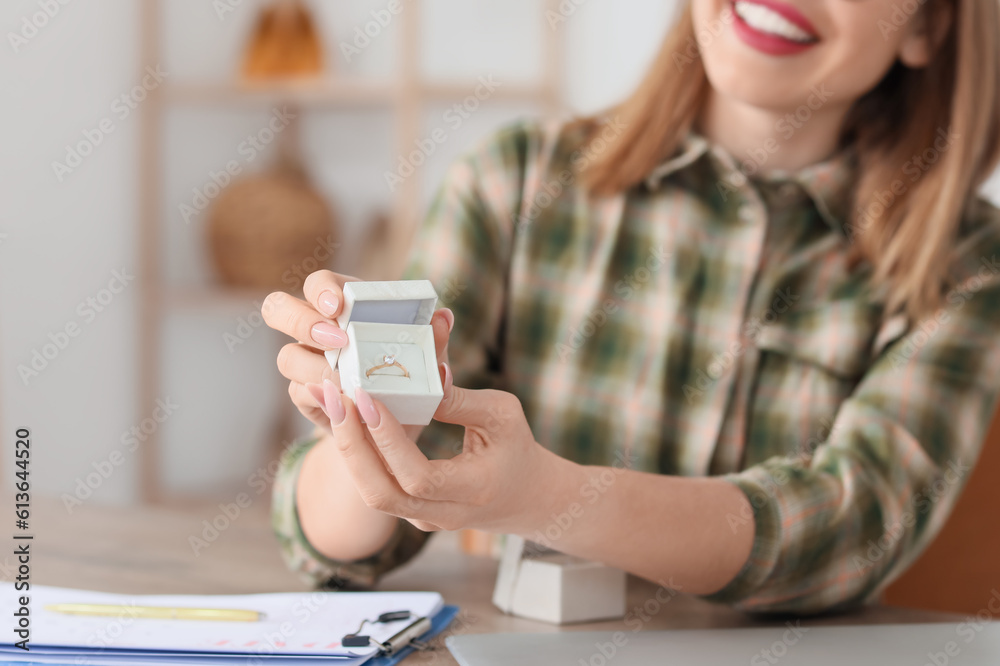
[{"xmin": 447, "ymin": 622, "xmax": 1000, "ymax": 665}]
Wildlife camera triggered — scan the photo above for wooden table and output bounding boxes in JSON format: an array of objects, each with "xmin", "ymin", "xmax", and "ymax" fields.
[{"xmin": 14, "ymin": 499, "xmax": 960, "ymax": 664}]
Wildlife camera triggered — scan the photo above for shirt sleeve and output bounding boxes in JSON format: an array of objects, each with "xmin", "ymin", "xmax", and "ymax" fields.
[
  {"xmin": 270, "ymin": 430, "xmax": 434, "ymax": 589},
  {"xmin": 703, "ymin": 221, "xmax": 1000, "ymax": 613},
  {"xmin": 270, "ymin": 122, "xmax": 531, "ymax": 588}
]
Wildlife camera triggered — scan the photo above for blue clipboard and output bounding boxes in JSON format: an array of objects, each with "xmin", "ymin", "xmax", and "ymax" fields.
[
  {"xmin": 3, "ymin": 605, "xmax": 459, "ymax": 666},
  {"xmin": 368, "ymin": 604, "xmax": 460, "ymax": 666}
]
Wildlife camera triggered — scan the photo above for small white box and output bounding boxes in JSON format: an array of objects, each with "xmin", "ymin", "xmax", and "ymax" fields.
[
  {"xmin": 493, "ymin": 535, "xmax": 627, "ymax": 625},
  {"xmin": 324, "ymin": 281, "xmax": 443, "ymax": 425}
]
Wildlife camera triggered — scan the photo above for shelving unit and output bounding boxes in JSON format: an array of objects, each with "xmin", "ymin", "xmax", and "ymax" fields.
[{"xmin": 136, "ymin": 0, "xmax": 565, "ymax": 503}]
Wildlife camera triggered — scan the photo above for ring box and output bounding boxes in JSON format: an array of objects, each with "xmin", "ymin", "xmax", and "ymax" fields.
[
  {"xmin": 325, "ymin": 280, "xmax": 443, "ymax": 425},
  {"xmin": 493, "ymin": 535, "xmax": 627, "ymax": 624}
]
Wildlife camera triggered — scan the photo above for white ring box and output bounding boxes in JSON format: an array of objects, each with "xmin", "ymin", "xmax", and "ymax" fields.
[
  {"xmin": 493, "ymin": 535, "xmax": 627, "ymax": 624},
  {"xmin": 324, "ymin": 280, "xmax": 444, "ymax": 426}
]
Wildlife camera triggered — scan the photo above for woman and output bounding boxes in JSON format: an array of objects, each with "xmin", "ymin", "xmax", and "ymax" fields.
[{"xmin": 262, "ymin": 0, "xmax": 1000, "ymax": 613}]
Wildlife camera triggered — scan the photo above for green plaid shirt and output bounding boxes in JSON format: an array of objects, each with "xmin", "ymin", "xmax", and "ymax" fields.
[{"xmin": 272, "ymin": 119, "xmax": 1000, "ymax": 613}]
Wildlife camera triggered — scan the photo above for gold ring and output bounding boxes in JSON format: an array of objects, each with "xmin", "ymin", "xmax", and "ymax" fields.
[{"xmin": 365, "ymin": 354, "xmax": 409, "ymax": 379}]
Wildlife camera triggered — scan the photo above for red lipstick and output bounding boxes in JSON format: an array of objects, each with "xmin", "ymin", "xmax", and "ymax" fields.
[{"xmin": 731, "ymin": 0, "xmax": 820, "ymax": 57}]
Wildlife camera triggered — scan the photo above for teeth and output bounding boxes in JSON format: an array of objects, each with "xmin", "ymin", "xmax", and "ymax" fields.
[{"xmin": 734, "ymin": 1, "xmax": 815, "ymax": 43}]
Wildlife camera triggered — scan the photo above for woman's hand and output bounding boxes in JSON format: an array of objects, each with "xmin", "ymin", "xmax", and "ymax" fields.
[
  {"xmin": 319, "ymin": 376, "xmax": 581, "ymax": 535},
  {"xmin": 262, "ymin": 270, "xmax": 454, "ymax": 439}
]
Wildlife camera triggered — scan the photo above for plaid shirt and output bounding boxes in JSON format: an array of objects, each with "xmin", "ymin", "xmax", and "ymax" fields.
[{"xmin": 272, "ymin": 119, "xmax": 1000, "ymax": 613}]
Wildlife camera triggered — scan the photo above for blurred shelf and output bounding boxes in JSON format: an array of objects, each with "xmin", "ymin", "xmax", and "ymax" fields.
[
  {"xmin": 161, "ymin": 79, "xmax": 551, "ymax": 108},
  {"xmin": 162, "ymin": 79, "xmax": 400, "ymax": 107},
  {"xmin": 422, "ymin": 81, "xmax": 552, "ymax": 102},
  {"xmin": 138, "ymin": 0, "xmax": 565, "ymax": 504}
]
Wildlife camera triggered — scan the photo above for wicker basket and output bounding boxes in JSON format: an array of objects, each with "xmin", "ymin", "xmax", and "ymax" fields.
[{"xmin": 206, "ymin": 170, "xmax": 336, "ymax": 291}]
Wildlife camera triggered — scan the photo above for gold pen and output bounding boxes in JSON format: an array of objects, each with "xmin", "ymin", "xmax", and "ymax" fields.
[{"xmin": 44, "ymin": 603, "xmax": 263, "ymax": 622}]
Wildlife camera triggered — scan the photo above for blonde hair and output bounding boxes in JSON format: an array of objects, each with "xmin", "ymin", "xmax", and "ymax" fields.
[{"xmin": 579, "ymin": 0, "xmax": 1000, "ymax": 320}]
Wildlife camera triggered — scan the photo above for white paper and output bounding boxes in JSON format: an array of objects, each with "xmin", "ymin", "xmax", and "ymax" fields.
[{"xmin": 0, "ymin": 584, "xmax": 442, "ymax": 660}]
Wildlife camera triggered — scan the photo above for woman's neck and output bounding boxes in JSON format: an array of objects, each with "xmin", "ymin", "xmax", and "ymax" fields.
[{"xmin": 696, "ymin": 88, "xmax": 850, "ymax": 173}]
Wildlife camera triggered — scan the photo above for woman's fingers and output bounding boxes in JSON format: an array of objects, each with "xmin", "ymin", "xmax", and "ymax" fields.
[
  {"xmin": 358, "ymin": 388, "xmax": 485, "ymax": 504},
  {"xmin": 324, "ymin": 382, "xmax": 418, "ymax": 517},
  {"xmin": 288, "ymin": 381, "xmax": 331, "ymax": 431},
  {"xmin": 353, "ymin": 389, "xmax": 437, "ymax": 493},
  {"xmin": 277, "ymin": 343, "xmax": 338, "ymax": 385},
  {"xmin": 303, "ymin": 270, "xmax": 359, "ymax": 319},
  {"xmin": 431, "ymin": 307, "xmax": 454, "ymax": 366},
  {"xmin": 326, "ymin": 382, "xmax": 459, "ymax": 526},
  {"xmin": 262, "ymin": 291, "xmax": 349, "ymax": 351}
]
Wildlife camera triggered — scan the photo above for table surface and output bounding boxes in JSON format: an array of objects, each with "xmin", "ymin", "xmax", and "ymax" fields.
[{"xmin": 12, "ymin": 498, "xmax": 961, "ymax": 664}]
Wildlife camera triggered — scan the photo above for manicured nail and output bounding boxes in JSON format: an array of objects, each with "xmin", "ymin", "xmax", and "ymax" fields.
[
  {"xmin": 323, "ymin": 379, "xmax": 345, "ymax": 425},
  {"xmin": 311, "ymin": 322, "xmax": 348, "ymax": 349},
  {"xmin": 439, "ymin": 362, "xmax": 453, "ymax": 393},
  {"xmin": 318, "ymin": 290, "xmax": 340, "ymax": 317},
  {"xmin": 305, "ymin": 382, "xmax": 328, "ymax": 416},
  {"xmin": 355, "ymin": 387, "xmax": 381, "ymax": 428},
  {"xmin": 440, "ymin": 308, "xmax": 455, "ymax": 333}
]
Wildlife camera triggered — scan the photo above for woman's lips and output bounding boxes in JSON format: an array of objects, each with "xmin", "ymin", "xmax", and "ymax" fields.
[{"xmin": 731, "ymin": 0, "xmax": 820, "ymax": 57}]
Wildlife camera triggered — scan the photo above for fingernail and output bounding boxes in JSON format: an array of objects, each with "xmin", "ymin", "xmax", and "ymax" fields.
[
  {"xmin": 311, "ymin": 322, "xmax": 348, "ymax": 349},
  {"xmin": 318, "ymin": 290, "xmax": 340, "ymax": 317},
  {"xmin": 355, "ymin": 387, "xmax": 381, "ymax": 428},
  {"xmin": 441, "ymin": 308, "xmax": 455, "ymax": 333},
  {"xmin": 305, "ymin": 383, "xmax": 328, "ymax": 416},
  {"xmin": 439, "ymin": 362, "xmax": 453, "ymax": 393},
  {"xmin": 323, "ymin": 379, "xmax": 345, "ymax": 425}
]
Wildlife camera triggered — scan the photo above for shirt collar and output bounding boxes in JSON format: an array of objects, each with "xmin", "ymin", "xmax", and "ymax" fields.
[{"xmin": 644, "ymin": 131, "xmax": 857, "ymax": 234}]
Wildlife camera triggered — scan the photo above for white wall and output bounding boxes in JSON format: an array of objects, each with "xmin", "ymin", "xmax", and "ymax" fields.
[
  {"xmin": 2, "ymin": 0, "xmax": 141, "ymax": 505},
  {"xmin": 3, "ymin": 0, "xmax": 997, "ymax": 506},
  {"xmin": 0, "ymin": 0, "xmax": 677, "ymax": 505}
]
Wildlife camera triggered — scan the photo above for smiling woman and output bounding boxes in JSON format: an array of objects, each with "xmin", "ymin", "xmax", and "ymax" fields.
[{"xmin": 264, "ymin": 0, "xmax": 1000, "ymax": 615}]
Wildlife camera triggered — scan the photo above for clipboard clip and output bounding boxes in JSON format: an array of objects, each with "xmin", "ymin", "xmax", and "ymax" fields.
[{"xmin": 342, "ymin": 610, "xmax": 435, "ymax": 655}]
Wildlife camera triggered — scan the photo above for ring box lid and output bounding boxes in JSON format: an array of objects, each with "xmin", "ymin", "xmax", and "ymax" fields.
[{"xmin": 324, "ymin": 280, "xmax": 439, "ymax": 370}]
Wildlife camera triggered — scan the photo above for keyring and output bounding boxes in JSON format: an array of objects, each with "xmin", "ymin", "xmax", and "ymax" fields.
[{"xmin": 366, "ymin": 354, "xmax": 409, "ymax": 379}]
